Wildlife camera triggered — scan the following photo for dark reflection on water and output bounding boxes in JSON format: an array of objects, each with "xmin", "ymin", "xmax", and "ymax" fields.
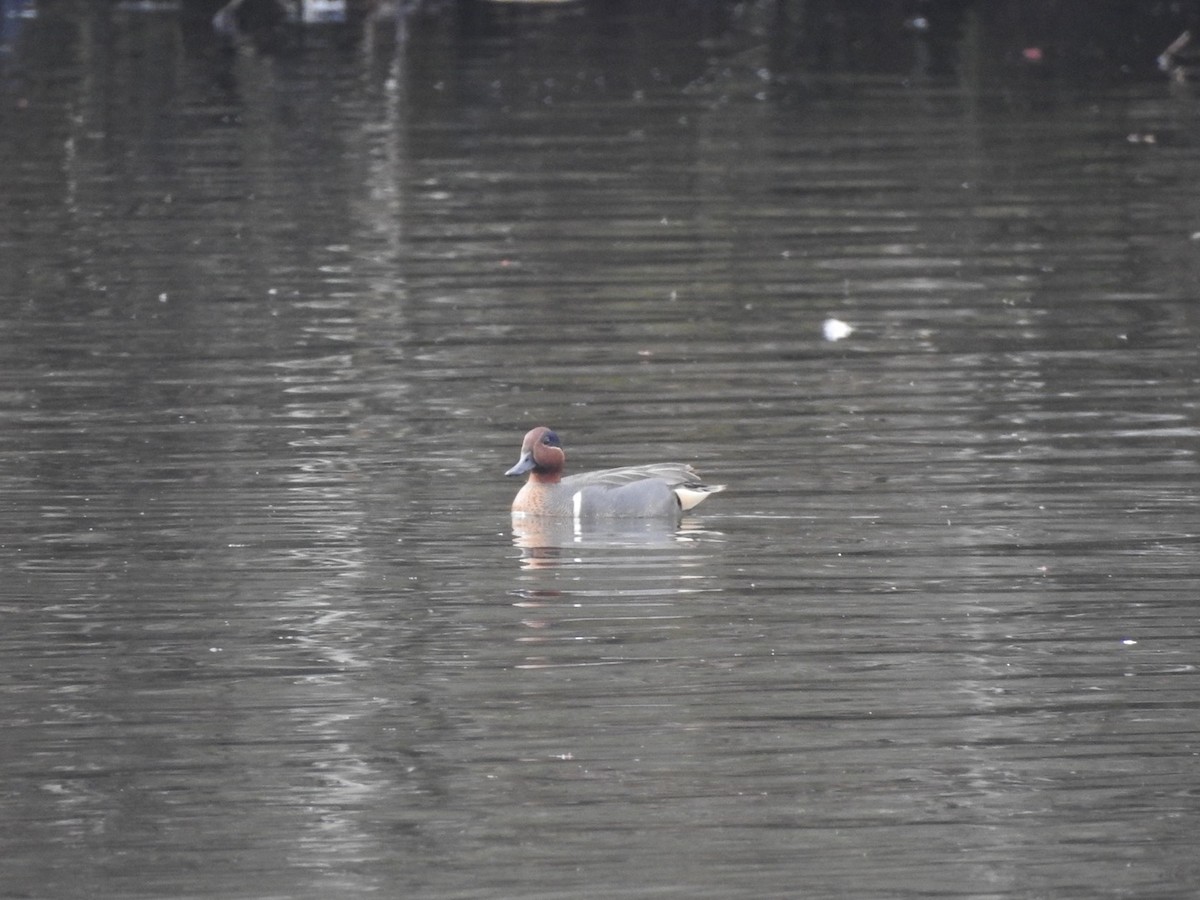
[{"xmin": 3, "ymin": 2, "xmax": 1200, "ymax": 899}]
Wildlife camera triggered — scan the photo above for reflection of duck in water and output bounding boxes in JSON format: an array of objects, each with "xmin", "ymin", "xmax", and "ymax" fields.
[
  {"xmin": 511, "ymin": 516, "xmax": 719, "ymax": 564},
  {"xmin": 505, "ymin": 426, "xmax": 724, "ymax": 519}
]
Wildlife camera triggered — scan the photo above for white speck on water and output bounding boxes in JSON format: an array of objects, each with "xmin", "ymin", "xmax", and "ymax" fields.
[{"xmin": 822, "ymin": 318, "xmax": 854, "ymax": 341}]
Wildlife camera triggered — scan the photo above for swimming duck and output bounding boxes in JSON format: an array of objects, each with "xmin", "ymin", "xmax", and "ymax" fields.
[{"xmin": 505, "ymin": 426, "xmax": 725, "ymax": 518}]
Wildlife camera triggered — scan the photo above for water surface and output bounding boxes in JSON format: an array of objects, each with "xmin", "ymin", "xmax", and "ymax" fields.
[{"xmin": 2, "ymin": 3, "xmax": 1200, "ymax": 898}]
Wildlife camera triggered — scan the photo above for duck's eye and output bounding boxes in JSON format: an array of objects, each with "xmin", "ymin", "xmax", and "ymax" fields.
[{"xmin": 543, "ymin": 431, "xmax": 560, "ymax": 446}]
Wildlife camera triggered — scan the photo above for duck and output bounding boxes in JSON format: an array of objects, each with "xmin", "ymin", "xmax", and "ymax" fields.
[{"xmin": 505, "ymin": 426, "xmax": 725, "ymax": 518}]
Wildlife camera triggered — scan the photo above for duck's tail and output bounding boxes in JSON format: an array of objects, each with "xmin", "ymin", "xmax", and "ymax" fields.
[{"xmin": 674, "ymin": 481, "xmax": 726, "ymax": 512}]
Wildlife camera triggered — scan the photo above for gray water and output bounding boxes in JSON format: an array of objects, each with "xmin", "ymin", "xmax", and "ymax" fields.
[{"xmin": 3, "ymin": 3, "xmax": 1200, "ymax": 898}]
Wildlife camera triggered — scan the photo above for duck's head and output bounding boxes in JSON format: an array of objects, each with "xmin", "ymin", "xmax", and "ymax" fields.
[{"xmin": 505, "ymin": 426, "xmax": 565, "ymax": 482}]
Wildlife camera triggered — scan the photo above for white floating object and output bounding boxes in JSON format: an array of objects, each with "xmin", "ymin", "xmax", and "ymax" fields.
[
  {"xmin": 822, "ymin": 317, "xmax": 854, "ymax": 342},
  {"xmin": 302, "ymin": 0, "xmax": 346, "ymax": 24}
]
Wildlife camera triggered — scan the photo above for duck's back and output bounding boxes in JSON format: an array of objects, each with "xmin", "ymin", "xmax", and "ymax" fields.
[
  {"xmin": 570, "ymin": 477, "xmax": 680, "ymax": 519},
  {"xmin": 562, "ymin": 463, "xmax": 699, "ymax": 491},
  {"xmin": 567, "ymin": 464, "xmax": 717, "ymax": 518}
]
